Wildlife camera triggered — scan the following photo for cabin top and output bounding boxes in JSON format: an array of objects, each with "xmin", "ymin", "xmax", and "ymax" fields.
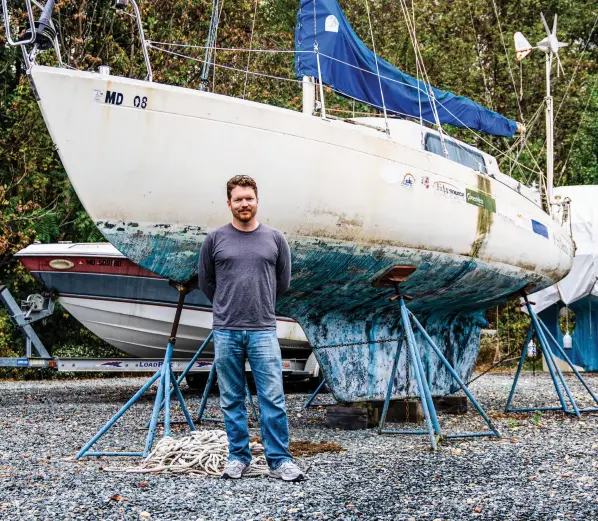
[{"xmin": 352, "ymin": 117, "xmax": 541, "ymax": 207}]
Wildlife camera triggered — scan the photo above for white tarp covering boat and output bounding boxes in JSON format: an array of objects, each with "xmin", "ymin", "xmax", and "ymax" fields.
[{"xmin": 528, "ymin": 186, "xmax": 598, "ymax": 313}]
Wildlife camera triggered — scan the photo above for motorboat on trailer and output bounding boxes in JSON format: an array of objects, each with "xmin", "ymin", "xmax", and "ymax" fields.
[
  {"xmin": 3, "ymin": 0, "xmax": 574, "ymax": 402},
  {"xmin": 15, "ymin": 242, "xmax": 310, "ymax": 359}
]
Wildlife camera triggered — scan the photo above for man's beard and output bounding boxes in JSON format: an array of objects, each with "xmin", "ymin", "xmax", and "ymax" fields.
[{"xmin": 233, "ymin": 206, "xmax": 257, "ymax": 222}]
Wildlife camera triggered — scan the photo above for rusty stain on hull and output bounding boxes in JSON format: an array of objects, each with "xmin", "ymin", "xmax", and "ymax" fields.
[{"xmin": 469, "ymin": 176, "xmax": 494, "ymax": 258}]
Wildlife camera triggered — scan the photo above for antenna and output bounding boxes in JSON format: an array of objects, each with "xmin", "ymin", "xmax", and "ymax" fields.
[{"xmin": 514, "ymin": 14, "xmax": 568, "ymax": 212}]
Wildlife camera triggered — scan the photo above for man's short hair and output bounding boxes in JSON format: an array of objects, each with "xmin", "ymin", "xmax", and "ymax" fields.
[{"xmin": 227, "ymin": 175, "xmax": 258, "ymax": 200}]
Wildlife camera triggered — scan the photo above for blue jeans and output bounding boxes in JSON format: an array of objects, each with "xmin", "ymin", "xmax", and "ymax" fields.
[{"xmin": 213, "ymin": 329, "xmax": 293, "ymax": 469}]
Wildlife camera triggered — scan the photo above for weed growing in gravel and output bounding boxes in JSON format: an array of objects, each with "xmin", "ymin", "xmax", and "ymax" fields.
[{"xmin": 533, "ymin": 410, "xmax": 543, "ymax": 426}]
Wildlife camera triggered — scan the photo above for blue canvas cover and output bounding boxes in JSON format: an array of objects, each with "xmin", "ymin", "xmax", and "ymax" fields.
[
  {"xmin": 295, "ymin": 0, "xmax": 518, "ymax": 137},
  {"xmin": 539, "ymin": 296, "xmax": 598, "ymax": 371}
]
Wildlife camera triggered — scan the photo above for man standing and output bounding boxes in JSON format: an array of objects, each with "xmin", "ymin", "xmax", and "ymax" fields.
[{"xmin": 198, "ymin": 175, "xmax": 305, "ymax": 482}]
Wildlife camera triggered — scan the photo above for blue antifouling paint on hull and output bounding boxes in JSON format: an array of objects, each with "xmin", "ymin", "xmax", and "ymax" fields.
[
  {"xmin": 99, "ymin": 222, "xmax": 554, "ymax": 402},
  {"xmin": 539, "ymin": 295, "xmax": 598, "ymax": 371},
  {"xmin": 98, "ymin": 221, "xmax": 204, "ymax": 283},
  {"xmin": 299, "ymin": 309, "xmax": 486, "ymax": 401}
]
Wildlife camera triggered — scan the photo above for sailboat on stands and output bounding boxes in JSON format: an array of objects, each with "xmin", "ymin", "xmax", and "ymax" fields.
[{"xmin": 3, "ymin": 0, "xmax": 574, "ymax": 402}]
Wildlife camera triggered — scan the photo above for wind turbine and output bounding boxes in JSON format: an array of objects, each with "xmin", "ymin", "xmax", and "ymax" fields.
[{"xmin": 514, "ymin": 14, "xmax": 568, "ymax": 210}]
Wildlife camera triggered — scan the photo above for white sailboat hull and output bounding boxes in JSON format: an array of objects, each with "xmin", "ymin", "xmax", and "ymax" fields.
[
  {"xmin": 30, "ymin": 66, "xmax": 571, "ymax": 281},
  {"xmin": 28, "ymin": 65, "xmax": 574, "ymax": 401}
]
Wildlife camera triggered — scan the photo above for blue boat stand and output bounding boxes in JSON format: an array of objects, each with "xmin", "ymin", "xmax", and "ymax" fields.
[
  {"xmin": 194, "ymin": 361, "xmax": 259, "ymax": 424},
  {"xmin": 303, "ymin": 379, "xmax": 337, "ymax": 409},
  {"xmin": 505, "ymin": 292, "xmax": 598, "ymax": 416},
  {"xmin": 376, "ymin": 270, "xmax": 500, "ymax": 449},
  {"xmin": 77, "ymin": 280, "xmax": 202, "ymax": 459}
]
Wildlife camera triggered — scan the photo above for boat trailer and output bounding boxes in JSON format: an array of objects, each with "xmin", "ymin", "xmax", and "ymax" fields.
[{"xmin": 0, "ymin": 284, "xmax": 55, "ymax": 369}]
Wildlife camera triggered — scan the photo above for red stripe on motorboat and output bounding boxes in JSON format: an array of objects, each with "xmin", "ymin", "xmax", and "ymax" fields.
[{"xmin": 18, "ymin": 256, "xmax": 161, "ymax": 278}]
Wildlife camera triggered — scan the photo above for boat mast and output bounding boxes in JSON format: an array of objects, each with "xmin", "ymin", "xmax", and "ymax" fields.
[
  {"xmin": 199, "ymin": 0, "xmax": 221, "ymax": 91},
  {"xmin": 302, "ymin": 76, "xmax": 316, "ymax": 114},
  {"xmin": 545, "ymin": 52, "xmax": 554, "ymax": 205}
]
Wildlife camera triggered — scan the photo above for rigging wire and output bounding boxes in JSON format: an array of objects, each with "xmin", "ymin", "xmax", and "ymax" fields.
[
  {"xmin": 351, "ymin": 0, "xmax": 523, "ymax": 175},
  {"xmin": 398, "ymin": 0, "xmax": 448, "ymax": 157},
  {"xmin": 242, "ymin": 0, "xmax": 260, "ymax": 99},
  {"xmin": 364, "ymin": 0, "xmax": 390, "ymax": 137},
  {"xmin": 468, "ymin": 4, "xmax": 493, "ymax": 110},
  {"xmin": 501, "ymin": 102, "xmax": 544, "ymax": 179},
  {"xmin": 523, "ymin": 140, "xmax": 545, "ymax": 179},
  {"xmin": 555, "ymin": 13, "xmax": 598, "ymax": 121},
  {"xmin": 500, "ymin": 107, "xmax": 544, "ymax": 185},
  {"xmin": 211, "ymin": 0, "xmax": 226, "ymax": 93},
  {"xmin": 537, "ymin": 13, "xmax": 597, "ymax": 159},
  {"xmin": 555, "ymin": 76, "xmax": 597, "ymax": 187},
  {"xmin": 489, "ymin": 0, "xmax": 555, "ymax": 184},
  {"xmin": 148, "ymin": 43, "xmax": 304, "ymax": 85},
  {"xmin": 398, "ymin": 0, "xmax": 528, "ymax": 176},
  {"xmin": 148, "ymin": 42, "xmax": 302, "ymax": 53},
  {"xmin": 199, "ymin": 0, "xmax": 221, "ymax": 90},
  {"xmin": 490, "ymin": 0, "xmax": 525, "ymax": 124},
  {"xmin": 507, "ymin": 140, "xmax": 525, "ymax": 179}
]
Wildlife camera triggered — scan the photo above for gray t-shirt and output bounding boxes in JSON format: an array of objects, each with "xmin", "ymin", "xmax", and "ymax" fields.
[{"xmin": 198, "ymin": 223, "xmax": 291, "ymax": 330}]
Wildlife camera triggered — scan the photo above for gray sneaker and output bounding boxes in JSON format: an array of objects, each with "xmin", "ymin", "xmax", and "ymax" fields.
[
  {"xmin": 269, "ymin": 461, "xmax": 305, "ymax": 482},
  {"xmin": 221, "ymin": 459, "xmax": 250, "ymax": 479}
]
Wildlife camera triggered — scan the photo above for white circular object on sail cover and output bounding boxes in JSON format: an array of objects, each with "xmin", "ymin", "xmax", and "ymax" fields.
[{"xmin": 325, "ymin": 15, "xmax": 339, "ymax": 33}]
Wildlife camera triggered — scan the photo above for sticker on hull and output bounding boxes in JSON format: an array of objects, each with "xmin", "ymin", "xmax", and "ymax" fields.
[{"xmin": 466, "ymin": 189, "xmax": 496, "ymax": 212}]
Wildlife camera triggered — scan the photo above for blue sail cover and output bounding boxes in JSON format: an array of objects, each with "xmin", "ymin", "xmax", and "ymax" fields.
[{"xmin": 295, "ymin": 0, "xmax": 518, "ymax": 137}]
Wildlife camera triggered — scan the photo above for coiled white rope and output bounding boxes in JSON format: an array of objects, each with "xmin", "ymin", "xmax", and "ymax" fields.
[{"xmin": 104, "ymin": 430, "xmax": 269, "ymax": 477}]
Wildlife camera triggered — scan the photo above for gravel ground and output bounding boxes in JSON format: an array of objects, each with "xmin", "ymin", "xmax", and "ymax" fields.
[{"xmin": 1, "ymin": 372, "xmax": 598, "ymax": 521}]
